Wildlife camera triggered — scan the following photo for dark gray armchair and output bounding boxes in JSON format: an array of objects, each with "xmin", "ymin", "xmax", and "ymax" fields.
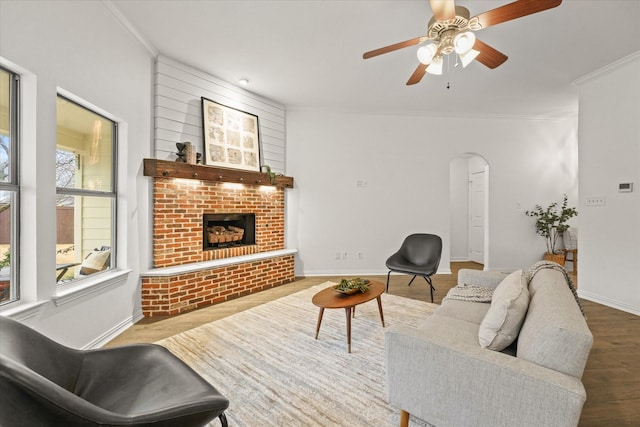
[
  {"xmin": 385, "ymin": 233, "xmax": 442, "ymax": 302},
  {"xmin": 0, "ymin": 315, "xmax": 229, "ymax": 427}
]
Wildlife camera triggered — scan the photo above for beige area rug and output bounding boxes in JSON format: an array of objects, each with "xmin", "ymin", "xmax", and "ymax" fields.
[{"xmin": 157, "ymin": 283, "xmax": 438, "ymax": 427}]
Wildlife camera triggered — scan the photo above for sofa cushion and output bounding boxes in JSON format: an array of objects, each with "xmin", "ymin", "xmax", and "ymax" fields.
[
  {"xmin": 435, "ymin": 299, "xmax": 491, "ymax": 325},
  {"xmin": 418, "ymin": 314, "xmax": 481, "ymax": 347},
  {"xmin": 517, "ymin": 268, "xmax": 593, "ymax": 378},
  {"xmin": 478, "ymin": 270, "xmax": 529, "ymax": 351}
]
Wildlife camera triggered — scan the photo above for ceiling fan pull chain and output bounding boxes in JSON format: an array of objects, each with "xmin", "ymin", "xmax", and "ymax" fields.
[{"xmin": 445, "ymin": 55, "xmax": 450, "ymax": 90}]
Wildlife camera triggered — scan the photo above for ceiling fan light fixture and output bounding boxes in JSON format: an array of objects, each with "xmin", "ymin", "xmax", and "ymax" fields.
[
  {"xmin": 459, "ymin": 48, "xmax": 480, "ymax": 68},
  {"xmin": 416, "ymin": 43, "xmax": 438, "ymax": 65},
  {"xmin": 453, "ymin": 31, "xmax": 476, "ymax": 54},
  {"xmin": 426, "ymin": 56, "xmax": 444, "ymax": 75}
]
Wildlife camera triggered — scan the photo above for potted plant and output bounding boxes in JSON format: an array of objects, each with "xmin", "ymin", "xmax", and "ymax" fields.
[{"xmin": 525, "ymin": 195, "xmax": 578, "ymax": 265}]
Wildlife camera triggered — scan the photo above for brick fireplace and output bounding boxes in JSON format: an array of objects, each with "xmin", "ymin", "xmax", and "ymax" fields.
[{"xmin": 141, "ymin": 160, "xmax": 296, "ymax": 316}]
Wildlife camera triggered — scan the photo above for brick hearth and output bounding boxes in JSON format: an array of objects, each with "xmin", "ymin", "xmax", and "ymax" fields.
[{"xmin": 141, "ymin": 168, "xmax": 295, "ymax": 316}]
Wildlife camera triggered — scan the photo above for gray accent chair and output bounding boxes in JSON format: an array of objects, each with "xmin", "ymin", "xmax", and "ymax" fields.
[
  {"xmin": 0, "ymin": 316, "xmax": 229, "ymax": 426},
  {"xmin": 385, "ymin": 233, "xmax": 442, "ymax": 302}
]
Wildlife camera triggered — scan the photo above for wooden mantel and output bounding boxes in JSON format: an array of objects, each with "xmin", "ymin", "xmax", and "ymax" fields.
[{"xmin": 143, "ymin": 159, "xmax": 293, "ymax": 188}]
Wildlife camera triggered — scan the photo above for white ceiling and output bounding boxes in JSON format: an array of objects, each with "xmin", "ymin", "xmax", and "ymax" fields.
[{"xmin": 110, "ymin": 0, "xmax": 640, "ymax": 117}]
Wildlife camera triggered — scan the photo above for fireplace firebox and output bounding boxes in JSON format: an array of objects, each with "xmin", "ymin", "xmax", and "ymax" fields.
[{"xmin": 203, "ymin": 213, "xmax": 256, "ymax": 250}]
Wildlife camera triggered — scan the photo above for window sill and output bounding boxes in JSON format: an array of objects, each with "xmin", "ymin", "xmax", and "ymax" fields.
[
  {"xmin": 53, "ymin": 269, "xmax": 131, "ymax": 307},
  {"xmin": 0, "ymin": 300, "xmax": 49, "ymax": 322}
]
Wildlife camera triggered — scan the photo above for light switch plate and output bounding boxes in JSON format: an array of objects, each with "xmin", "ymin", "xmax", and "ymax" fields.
[{"xmin": 586, "ymin": 196, "xmax": 606, "ymax": 206}]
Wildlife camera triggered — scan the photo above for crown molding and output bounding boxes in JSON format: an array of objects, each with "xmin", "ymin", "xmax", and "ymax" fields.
[
  {"xmin": 103, "ymin": 0, "xmax": 159, "ymax": 58},
  {"xmin": 573, "ymin": 50, "xmax": 640, "ymax": 87}
]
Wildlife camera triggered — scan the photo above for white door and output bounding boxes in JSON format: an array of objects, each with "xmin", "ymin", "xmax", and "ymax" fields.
[{"xmin": 469, "ymin": 171, "xmax": 485, "ymax": 264}]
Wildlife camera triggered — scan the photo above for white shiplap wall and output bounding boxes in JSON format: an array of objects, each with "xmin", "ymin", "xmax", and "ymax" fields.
[{"xmin": 154, "ymin": 55, "xmax": 286, "ymax": 173}]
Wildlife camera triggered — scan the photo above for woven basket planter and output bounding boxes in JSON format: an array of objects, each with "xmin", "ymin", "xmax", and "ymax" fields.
[{"xmin": 543, "ymin": 252, "xmax": 566, "ymax": 266}]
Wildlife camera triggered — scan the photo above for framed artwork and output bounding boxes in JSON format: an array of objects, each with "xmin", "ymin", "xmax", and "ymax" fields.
[{"xmin": 201, "ymin": 97, "xmax": 261, "ymax": 171}]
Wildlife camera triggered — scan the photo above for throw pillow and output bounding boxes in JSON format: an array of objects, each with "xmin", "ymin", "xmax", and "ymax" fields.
[
  {"xmin": 79, "ymin": 250, "xmax": 111, "ymax": 275},
  {"xmin": 478, "ymin": 269, "xmax": 529, "ymax": 351}
]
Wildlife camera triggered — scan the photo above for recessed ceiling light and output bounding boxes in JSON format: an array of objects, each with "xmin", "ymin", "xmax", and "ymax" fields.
[{"xmin": 238, "ymin": 78, "xmax": 250, "ymax": 86}]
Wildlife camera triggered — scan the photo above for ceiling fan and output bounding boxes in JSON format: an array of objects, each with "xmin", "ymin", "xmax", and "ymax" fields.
[{"xmin": 363, "ymin": 0, "xmax": 562, "ymax": 85}]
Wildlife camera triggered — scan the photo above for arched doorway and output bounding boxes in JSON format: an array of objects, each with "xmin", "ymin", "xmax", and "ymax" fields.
[{"xmin": 450, "ymin": 154, "xmax": 489, "ymax": 269}]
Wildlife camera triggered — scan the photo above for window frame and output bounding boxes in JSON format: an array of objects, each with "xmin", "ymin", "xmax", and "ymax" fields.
[
  {"xmin": 55, "ymin": 94, "xmax": 118, "ymax": 286},
  {"xmin": 0, "ymin": 65, "xmax": 20, "ymax": 305}
]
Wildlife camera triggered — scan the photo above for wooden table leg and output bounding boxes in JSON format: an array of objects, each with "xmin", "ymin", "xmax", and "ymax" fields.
[
  {"xmin": 315, "ymin": 308, "xmax": 324, "ymax": 339},
  {"xmin": 345, "ymin": 307, "xmax": 352, "ymax": 353},
  {"xmin": 376, "ymin": 296, "xmax": 385, "ymax": 327},
  {"xmin": 400, "ymin": 409, "xmax": 410, "ymax": 427}
]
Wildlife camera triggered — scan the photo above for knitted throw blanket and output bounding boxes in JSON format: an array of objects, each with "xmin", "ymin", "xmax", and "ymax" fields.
[
  {"xmin": 444, "ymin": 262, "xmax": 585, "ymax": 318},
  {"xmin": 443, "ymin": 284, "xmax": 494, "ymax": 303},
  {"xmin": 523, "ymin": 260, "xmax": 586, "ymax": 318}
]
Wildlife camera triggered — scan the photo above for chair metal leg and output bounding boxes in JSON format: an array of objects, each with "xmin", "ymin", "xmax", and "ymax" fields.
[
  {"xmin": 423, "ymin": 275, "xmax": 435, "ymax": 303},
  {"xmin": 390, "ymin": 272, "xmax": 435, "ymax": 302},
  {"xmin": 219, "ymin": 412, "xmax": 228, "ymax": 427}
]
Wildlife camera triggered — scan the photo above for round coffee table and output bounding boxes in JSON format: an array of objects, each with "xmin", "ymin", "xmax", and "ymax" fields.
[{"xmin": 312, "ymin": 281, "xmax": 386, "ymax": 353}]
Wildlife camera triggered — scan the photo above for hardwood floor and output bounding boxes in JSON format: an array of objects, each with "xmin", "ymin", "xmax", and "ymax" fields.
[{"xmin": 107, "ymin": 262, "xmax": 639, "ymax": 426}]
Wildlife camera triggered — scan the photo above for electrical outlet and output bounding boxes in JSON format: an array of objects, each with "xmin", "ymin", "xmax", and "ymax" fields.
[
  {"xmin": 335, "ymin": 252, "xmax": 341, "ymax": 260},
  {"xmin": 356, "ymin": 251, "xmax": 364, "ymax": 260},
  {"xmin": 341, "ymin": 251, "xmax": 348, "ymax": 260},
  {"xmin": 586, "ymin": 196, "xmax": 606, "ymax": 206}
]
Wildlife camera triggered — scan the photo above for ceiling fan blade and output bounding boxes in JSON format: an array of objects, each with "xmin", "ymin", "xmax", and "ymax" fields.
[
  {"xmin": 363, "ymin": 36, "xmax": 426, "ymax": 59},
  {"xmin": 406, "ymin": 64, "xmax": 427, "ymax": 85},
  {"xmin": 429, "ymin": 0, "xmax": 456, "ymax": 21},
  {"xmin": 473, "ymin": 39, "xmax": 508, "ymax": 69},
  {"xmin": 473, "ymin": 0, "xmax": 562, "ymax": 29}
]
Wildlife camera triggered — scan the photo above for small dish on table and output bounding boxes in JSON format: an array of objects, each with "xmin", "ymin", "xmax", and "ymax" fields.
[{"xmin": 333, "ymin": 278, "xmax": 370, "ymax": 295}]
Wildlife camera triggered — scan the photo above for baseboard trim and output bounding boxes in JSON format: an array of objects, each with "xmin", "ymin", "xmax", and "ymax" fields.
[
  {"xmin": 300, "ymin": 269, "xmax": 453, "ymax": 276},
  {"xmin": 84, "ymin": 310, "xmax": 145, "ymax": 349},
  {"xmin": 578, "ymin": 290, "xmax": 640, "ymax": 316}
]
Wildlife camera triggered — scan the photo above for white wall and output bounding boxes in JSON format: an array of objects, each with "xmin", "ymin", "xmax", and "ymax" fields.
[
  {"xmin": 575, "ymin": 52, "xmax": 640, "ymax": 315},
  {"xmin": 286, "ymin": 109, "xmax": 578, "ymax": 276},
  {"xmin": 449, "ymin": 157, "xmax": 469, "ymax": 261},
  {"xmin": 0, "ymin": 0, "xmax": 153, "ymax": 347}
]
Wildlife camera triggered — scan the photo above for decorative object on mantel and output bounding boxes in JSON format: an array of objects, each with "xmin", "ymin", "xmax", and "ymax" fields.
[
  {"xmin": 525, "ymin": 194, "xmax": 578, "ymax": 266},
  {"xmin": 175, "ymin": 142, "xmax": 198, "ymax": 164},
  {"xmin": 143, "ymin": 159, "xmax": 294, "ymax": 188},
  {"xmin": 261, "ymin": 164, "xmax": 281, "ymax": 185},
  {"xmin": 202, "ymin": 97, "xmax": 261, "ymax": 172}
]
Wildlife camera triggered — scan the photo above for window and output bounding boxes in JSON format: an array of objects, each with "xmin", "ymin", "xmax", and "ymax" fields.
[
  {"xmin": 56, "ymin": 95, "xmax": 116, "ymax": 283},
  {"xmin": 0, "ymin": 67, "xmax": 19, "ymax": 304}
]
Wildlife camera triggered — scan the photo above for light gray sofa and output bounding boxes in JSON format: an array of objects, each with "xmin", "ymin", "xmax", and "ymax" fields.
[{"xmin": 385, "ymin": 267, "xmax": 593, "ymax": 427}]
